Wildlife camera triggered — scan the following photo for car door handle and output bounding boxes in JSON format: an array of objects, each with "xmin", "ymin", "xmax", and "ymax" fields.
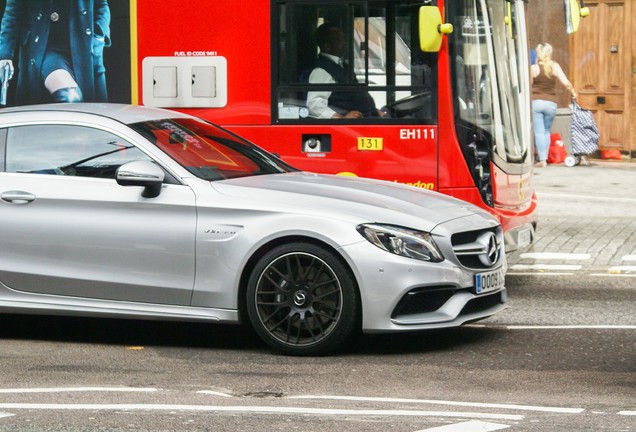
[{"xmin": 1, "ymin": 191, "xmax": 36, "ymax": 204}]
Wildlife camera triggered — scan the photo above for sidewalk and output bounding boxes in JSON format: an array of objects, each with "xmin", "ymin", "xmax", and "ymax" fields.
[
  {"xmin": 532, "ymin": 159, "xmax": 636, "ymax": 216},
  {"xmin": 506, "ymin": 160, "xmax": 636, "ymax": 274}
]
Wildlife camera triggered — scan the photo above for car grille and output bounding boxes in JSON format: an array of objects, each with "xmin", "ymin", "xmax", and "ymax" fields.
[{"xmin": 451, "ymin": 227, "xmax": 503, "ymax": 270}]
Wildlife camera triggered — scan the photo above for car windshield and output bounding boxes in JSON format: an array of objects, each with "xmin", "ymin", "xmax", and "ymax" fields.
[{"xmin": 130, "ymin": 118, "xmax": 297, "ymax": 181}]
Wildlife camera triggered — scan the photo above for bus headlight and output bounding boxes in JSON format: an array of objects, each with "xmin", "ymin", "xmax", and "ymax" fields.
[{"xmin": 356, "ymin": 224, "xmax": 444, "ymax": 262}]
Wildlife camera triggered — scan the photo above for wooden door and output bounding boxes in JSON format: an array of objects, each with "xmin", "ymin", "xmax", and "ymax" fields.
[{"xmin": 569, "ymin": 0, "xmax": 633, "ymax": 156}]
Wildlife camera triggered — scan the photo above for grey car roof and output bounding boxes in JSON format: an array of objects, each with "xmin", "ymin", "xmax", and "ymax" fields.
[{"xmin": 0, "ymin": 103, "xmax": 191, "ymax": 125}]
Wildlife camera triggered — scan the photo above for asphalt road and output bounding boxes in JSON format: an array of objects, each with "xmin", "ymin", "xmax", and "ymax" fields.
[
  {"xmin": 0, "ymin": 281, "xmax": 633, "ymax": 432},
  {"xmin": 0, "ymin": 162, "xmax": 634, "ymax": 431}
]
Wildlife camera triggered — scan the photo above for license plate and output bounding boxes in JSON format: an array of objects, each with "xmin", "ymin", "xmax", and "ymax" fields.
[
  {"xmin": 475, "ymin": 268, "xmax": 505, "ymax": 294},
  {"xmin": 518, "ymin": 227, "xmax": 532, "ymax": 248}
]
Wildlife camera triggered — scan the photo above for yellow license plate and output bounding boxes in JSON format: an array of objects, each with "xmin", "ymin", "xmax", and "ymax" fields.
[{"xmin": 357, "ymin": 137, "xmax": 383, "ymax": 151}]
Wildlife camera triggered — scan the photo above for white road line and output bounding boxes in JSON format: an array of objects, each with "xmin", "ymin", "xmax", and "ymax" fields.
[
  {"xmin": 196, "ymin": 390, "xmax": 233, "ymax": 397},
  {"xmin": 520, "ymin": 253, "xmax": 590, "ymax": 260},
  {"xmin": 608, "ymin": 266, "xmax": 636, "ymax": 272},
  {"xmin": 619, "ymin": 411, "xmax": 636, "ymax": 416},
  {"xmin": 506, "ymin": 272, "xmax": 574, "ymax": 276},
  {"xmin": 468, "ymin": 324, "xmax": 636, "ymax": 331},
  {"xmin": 417, "ymin": 420, "xmax": 510, "ymax": 431},
  {"xmin": 0, "ymin": 387, "xmax": 158, "ymax": 394},
  {"xmin": 509, "ymin": 264, "xmax": 582, "ymax": 271},
  {"xmin": 0, "ymin": 412, "xmax": 14, "ymax": 419},
  {"xmin": 507, "ymin": 271, "xmax": 636, "ymax": 278},
  {"xmin": 289, "ymin": 395, "xmax": 583, "ymax": 414},
  {"xmin": 505, "ymin": 325, "xmax": 636, "ymax": 330},
  {"xmin": 0, "ymin": 403, "xmax": 524, "ymax": 420}
]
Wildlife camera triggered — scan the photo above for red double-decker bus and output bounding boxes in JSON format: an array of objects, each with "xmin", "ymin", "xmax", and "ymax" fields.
[{"xmin": 132, "ymin": 0, "xmax": 537, "ymax": 250}]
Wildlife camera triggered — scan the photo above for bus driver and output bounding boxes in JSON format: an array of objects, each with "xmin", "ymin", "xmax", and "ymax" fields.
[{"xmin": 306, "ymin": 23, "xmax": 383, "ymax": 119}]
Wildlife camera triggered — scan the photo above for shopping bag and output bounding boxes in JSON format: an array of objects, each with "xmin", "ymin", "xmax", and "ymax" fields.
[
  {"xmin": 547, "ymin": 133, "xmax": 567, "ymax": 164},
  {"xmin": 570, "ymin": 99, "xmax": 599, "ymax": 155},
  {"xmin": 599, "ymin": 149, "xmax": 622, "ymax": 160}
]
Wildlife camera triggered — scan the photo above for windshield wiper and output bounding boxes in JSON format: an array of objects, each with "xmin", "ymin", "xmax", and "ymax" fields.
[{"xmin": 59, "ymin": 143, "xmax": 135, "ymax": 172}]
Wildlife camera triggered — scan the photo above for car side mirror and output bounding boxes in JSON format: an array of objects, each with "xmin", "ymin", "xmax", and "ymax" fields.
[{"xmin": 116, "ymin": 160, "xmax": 165, "ymax": 198}]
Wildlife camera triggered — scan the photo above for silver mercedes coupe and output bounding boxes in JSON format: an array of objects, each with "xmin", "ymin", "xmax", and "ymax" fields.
[{"xmin": 0, "ymin": 104, "xmax": 507, "ymax": 355}]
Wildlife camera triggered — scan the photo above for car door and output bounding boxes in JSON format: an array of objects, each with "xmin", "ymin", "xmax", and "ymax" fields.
[{"xmin": 0, "ymin": 123, "xmax": 196, "ymax": 306}]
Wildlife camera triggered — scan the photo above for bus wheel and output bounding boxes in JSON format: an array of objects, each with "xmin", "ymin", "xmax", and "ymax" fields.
[{"xmin": 246, "ymin": 242, "xmax": 359, "ymax": 356}]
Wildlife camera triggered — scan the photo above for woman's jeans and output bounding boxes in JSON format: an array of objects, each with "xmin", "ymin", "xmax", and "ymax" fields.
[{"xmin": 532, "ymin": 99, "xmax": 557, "ymax": 162}]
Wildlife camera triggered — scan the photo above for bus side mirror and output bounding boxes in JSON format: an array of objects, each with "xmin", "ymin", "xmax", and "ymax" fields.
[
  {"xmin": 419, "ymin": 6, "xmax": 453, "ymax": 53},
  {"xmin": 566, "ymin": 0, "xmax": 590, "ymax": 34}
]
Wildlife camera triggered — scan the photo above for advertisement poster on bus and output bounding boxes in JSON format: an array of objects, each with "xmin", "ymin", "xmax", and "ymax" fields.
[{"xmin": 0, "ymin": 0, "xmax": 131, "ymax": 107}]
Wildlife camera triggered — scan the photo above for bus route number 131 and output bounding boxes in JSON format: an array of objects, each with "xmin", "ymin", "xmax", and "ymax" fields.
[{"xmin": 357, "ymin": 137, "xmax": 383, "ymax": 151}]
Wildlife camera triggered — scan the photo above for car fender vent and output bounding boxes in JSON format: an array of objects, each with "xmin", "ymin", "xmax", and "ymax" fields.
[
  {"xmin": 391, "ymin": 286, "xmax": 458, "ymax": 318},
  {"xmin": 460, "ymin": 291, "xmax": 504, "ymax": 316}
]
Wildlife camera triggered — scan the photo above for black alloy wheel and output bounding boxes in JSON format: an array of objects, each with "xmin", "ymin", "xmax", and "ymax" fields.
[{"xmin": 246, "ymin": 242, "xmax": 359, "ymax": 356}]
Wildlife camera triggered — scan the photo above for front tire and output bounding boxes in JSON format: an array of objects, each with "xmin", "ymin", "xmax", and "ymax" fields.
[{"xmin": 246, "ymin": 242, "xmax": 359, "ymax": 356}]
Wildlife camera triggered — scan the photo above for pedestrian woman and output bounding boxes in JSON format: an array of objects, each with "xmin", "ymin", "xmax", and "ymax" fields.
[
  {"xmin": 531, "ymin": 43, "xmax": 576, "ymax": 167},
  {"xmin": 0, "ymin": 0, "xmax": 110, "ymax": 106}
]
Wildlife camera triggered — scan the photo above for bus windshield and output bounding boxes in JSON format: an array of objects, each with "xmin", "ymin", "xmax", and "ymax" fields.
[{"xmin": 448, "ymin": 0, "xmax": 531, "ymax": 166}]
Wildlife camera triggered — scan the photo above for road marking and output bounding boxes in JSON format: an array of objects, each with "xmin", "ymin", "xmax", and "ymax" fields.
[
  {"xmin": 0, "ymin": 387, "xmax": 158, "ymax": 394},
  {"xmin": 509, "ymin": 252, "xmax": 636, "ymax": 275},
  {"xmin": 509, "ymin": 264, "xmax": 582, "ymax": 271},
  {"xmin": 196, "ymin": 390, "xmax": 233, "ymax": 397},
  {"xmin": 0, "ymin": 412, "xmax": 14, "ymax": 419},
  {"xmin": 507, "ymin": 271, "xmax": 636, "ymax": 278},
  {"xmin": 619, "ymin": 411, "xmax": 636, "ymax": 416},
  {"xmin": 505, "ymin": 325, "xmax": 636, "ymax": 330},
  {"xmin": 289, "ymin": 395, "xmax": 583, "ymax": 414},
  {"xmin": 0, "ymin": 403, "xmax": 524, "ymax": 420},
  {"xmin": 520, "ymin": 253, "xmax": 590, "ymax": 260},
  {"xmin": 608, "ymin": 266, "xmax": 636, "ymax": 272},
  {"xmin": 468, "ymin": 324, "xmax": 636, "ymax": 331},
  {"xmin": 416, "ymin": 420, "xmax": 510, "ymax": 431},
  {"xmin": 506, "ymin": 272, "xmax": 574, "ymax": 276}
]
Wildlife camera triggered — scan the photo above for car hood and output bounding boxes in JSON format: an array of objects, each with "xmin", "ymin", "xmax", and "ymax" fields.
[{"xmin": 209, "ymin": 172, "xmax": 494, "ymax": 230}]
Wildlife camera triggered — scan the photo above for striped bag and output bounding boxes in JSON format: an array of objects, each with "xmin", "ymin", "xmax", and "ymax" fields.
[{"xmin": 570, "ymin": 100, "xmax": 599, "ymax": 155}]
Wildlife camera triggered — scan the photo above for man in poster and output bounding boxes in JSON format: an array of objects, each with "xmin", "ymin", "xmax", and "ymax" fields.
[{"xmin": 0, "ymin": 0, "xmax": 110, "ymax": 106}]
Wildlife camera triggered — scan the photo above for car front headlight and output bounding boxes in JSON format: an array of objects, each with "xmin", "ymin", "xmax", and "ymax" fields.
[{"xmin": 356, "ymin": 224, "xmax": 444, "ymax": 262}]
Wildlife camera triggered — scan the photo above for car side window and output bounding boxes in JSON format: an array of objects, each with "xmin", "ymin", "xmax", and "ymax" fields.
[{"xmin": 5, "ymin": 125, "xmax": 152, "ymax": 179}]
